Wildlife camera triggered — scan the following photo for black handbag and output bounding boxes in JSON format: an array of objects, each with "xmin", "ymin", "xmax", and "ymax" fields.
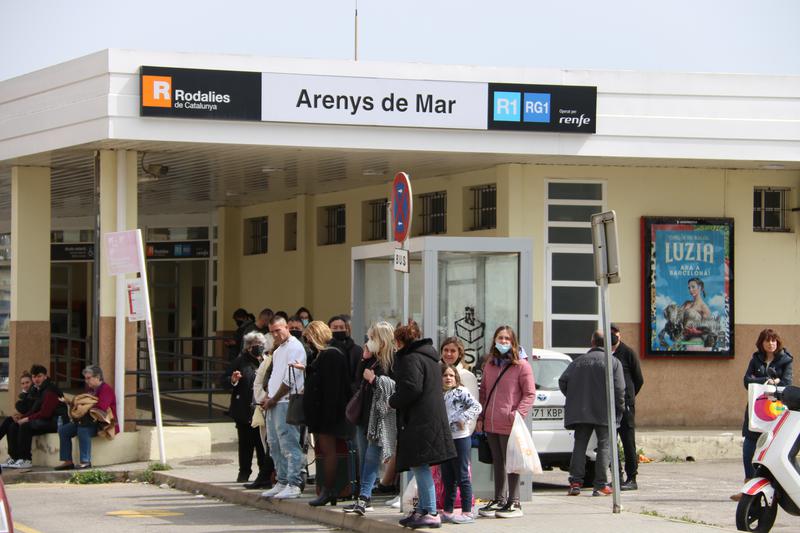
[
  {"xmin": 477, "ymin": 433, "xmax": 493, "ymax": 464},
  {"xmin": 476, "ymin": 363, "xmax": 513, "ymax": 464},
  {"xmin": 285, "ymin": 366, "xmax": 305, "ymax": 426}
]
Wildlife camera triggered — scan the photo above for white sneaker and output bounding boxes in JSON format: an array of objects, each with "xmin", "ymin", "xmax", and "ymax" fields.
[
  {"xmin": 8, "ymin": 459, "xmax": 32, "ymax": 469},
  {"xmin": 387, "ymin": 495, "xmax": 401, "ymax": 508},
  {"xmin": 3, "ymin": 458, "xmax": 16, "ymax": 467},
  {"xmin": 273, "ymin": 484, "xmax": 301, "ymax": 499},
  {"xmin": 261, "ymin": 483, "xmax": 286, "ymax": 498}
]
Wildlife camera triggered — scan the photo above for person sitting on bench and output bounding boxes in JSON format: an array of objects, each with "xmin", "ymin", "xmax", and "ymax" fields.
[{"xmin": 55, "ymin": 365, "xmax": 118, "ymax": 470}]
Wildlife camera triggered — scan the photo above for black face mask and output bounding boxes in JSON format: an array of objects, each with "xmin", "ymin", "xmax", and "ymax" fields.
[
  {"xmin": 289, "ymin": 330, "xmax": 303, "ymax": 339},
  {"xmin": 332, "ymin": 331, "xmax": 349, "ymax": 341},
  {"xmin": 250, "ymin": 345, "xmax": 264, "ymax": 357},
  {"xmin": 611, "ymin": 334, "xmax": 620, "ymax": 346}
]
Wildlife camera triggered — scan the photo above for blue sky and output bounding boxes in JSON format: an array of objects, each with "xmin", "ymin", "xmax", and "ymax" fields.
[{"xmin": 1, "ymin": 0, "xmax": 799, "ymax": 81}]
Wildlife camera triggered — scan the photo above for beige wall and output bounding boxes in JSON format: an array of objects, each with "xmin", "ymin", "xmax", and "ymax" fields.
[{"xmin": 221, "ymin": 163, "xmax": 800, "ymax": 426}]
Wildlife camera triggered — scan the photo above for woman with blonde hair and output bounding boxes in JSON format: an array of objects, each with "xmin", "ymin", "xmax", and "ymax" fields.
[
  {"xmin": 296, "ymin": 320, "xmax": 353, "ymax": 506},
  {"xmin": 343, "ymin": 321, "xmax": 398, "ymax": 516}
]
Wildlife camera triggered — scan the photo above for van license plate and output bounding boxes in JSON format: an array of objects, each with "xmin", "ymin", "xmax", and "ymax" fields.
[{"xmin": 532, "ymin": 407, "xmax": 564, "ymax": 420}]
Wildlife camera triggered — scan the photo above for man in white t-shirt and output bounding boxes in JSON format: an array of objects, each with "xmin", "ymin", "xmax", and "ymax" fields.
[{"xmin": 260, "ymin": 316, "xmax": 307, "ymax": 500}]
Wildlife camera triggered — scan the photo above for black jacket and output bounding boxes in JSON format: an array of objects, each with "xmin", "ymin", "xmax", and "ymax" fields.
[
  {"xmin": 15, "ymin": 388, "xmax": 35, "ymax": 415},
  {"xmin": 743, "ymin": 349, "xmax": 793, "ymax": 389},
  {"xmin": 613, "ymin": 341, "xmax": 644, "ymax": 408},
  {"xmin": 389, "ymin": 338, "xmax": 456, "ymax": 472},
  {"xmin": 226, "ymin": 351, "xmax": 260, "ymax": 424},
  {"xmin": 354, "ymin": 355, "xmax": 383, "ymax": 427},
  {"xmin": 331, "ymin": 336, "xmax": 364, "ymax": 393},
  {"xmin": 303, "ymin": 344, "xmax": 353, "ymax": 435},
  {"xmin": 559, "ymin": 347, "xmax": 625, "ymax": 429}
]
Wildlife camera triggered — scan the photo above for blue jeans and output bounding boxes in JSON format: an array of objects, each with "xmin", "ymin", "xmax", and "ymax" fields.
[
  {"xmin": 411, "ymin": 464, "xmax": 436, "ymax": 514},
  {"xmin": 359, "ymin": 442, "xmax": 383, "ymax": 499},
  {"xmin": 59, "ymin": 422, "xmax": 97, "ymax": 464},
  {"xmin": 441, "ymin": 437, "xmax": 473, "ymax": 513},
  {"xmin": 354, "ymin": 425, "xmax": 369, "ymax": 476},
  {"xmin": 743, "ymin": 435, "xmax": 757, "ymax": 479},
  {"xmin": 266, "ymin": 402, "xmax": 304, "ymax": 487}
]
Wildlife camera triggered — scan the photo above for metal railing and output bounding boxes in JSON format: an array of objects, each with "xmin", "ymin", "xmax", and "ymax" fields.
[
  {"xmin": 127, "ymin": 335, "xmax": 233, "ymax": 425},
  {"xmin": 51, "ymin": 334, "xmax": 90, "ymax": 389}
]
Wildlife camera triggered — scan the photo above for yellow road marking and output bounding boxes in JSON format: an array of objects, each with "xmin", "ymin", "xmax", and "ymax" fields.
[
  {"xmin": 107, "ymin": 509, "xmax": 184, "ymax": 518},
  {"xmin": 14, "ymin": 522, "xmax": 44, "ymax": 533}
]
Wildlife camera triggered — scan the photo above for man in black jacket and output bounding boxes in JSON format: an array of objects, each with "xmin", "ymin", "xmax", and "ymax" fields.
[
  {"xmin": 560, "ymin": 331, "xmax": 625, "ymax": 496},
  {"xmin": 610, "ymin": 323, "xmax": 645, "ymax": 491},
  {"xmin": 227, "ymin": 332, "xmax": 274, "ymax": 488}
]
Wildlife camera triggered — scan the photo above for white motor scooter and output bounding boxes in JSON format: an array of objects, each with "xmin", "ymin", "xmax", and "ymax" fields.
[{"xmin": 736, "ymin": 384, "xmax": 800, "ymax": 532}]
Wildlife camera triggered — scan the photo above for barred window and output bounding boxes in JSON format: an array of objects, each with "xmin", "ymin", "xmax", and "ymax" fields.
[
  {"xmin": 244, "ymin": 217, "xmax": 268, "ymax": 255},
  {"xmin": 753, "ymin": 187, "xmax": 790, "ymax": 232},
  {"xmin": 419, "ymin": 191, "xmax": 447, "ymax": 235},
  {"xmin": 319, "ymin": 204, "xmax": 346, "ymax": 245},
  {"xmin": 284, "ymin": 212, "xmax": 297, "ymax": 251},
  {"xmin": 469, "ymin": 184, "xmax": 497, "ymax": 230},
  {"xmin": 364, "ymin": 199, "xmax": 388, "ymax": 241}
]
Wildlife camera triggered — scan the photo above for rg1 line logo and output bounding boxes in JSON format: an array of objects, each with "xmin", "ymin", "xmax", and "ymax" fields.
[{"xmin": 142, "ymin": 75, "xmax": 172, "ymax": 108}]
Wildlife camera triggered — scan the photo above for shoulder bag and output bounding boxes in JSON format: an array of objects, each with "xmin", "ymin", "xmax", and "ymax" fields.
[
  {"xmin": 477, "ymin": 363, "xmax": 513, "ymax": 464},
  {"xmin": 285, "ymin": 366, "xmax": 305, "ymax": 426}
]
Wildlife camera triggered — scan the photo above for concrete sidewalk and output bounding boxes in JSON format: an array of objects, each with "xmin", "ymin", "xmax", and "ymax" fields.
[{"xmin": 154, "ymin": 463, "xmax": 727, "ymax": 533}]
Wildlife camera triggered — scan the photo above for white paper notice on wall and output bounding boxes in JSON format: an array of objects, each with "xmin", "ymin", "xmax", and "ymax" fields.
[{"xmin": 127, "ymin": 278, "xmax": 146, "ymax": 322}]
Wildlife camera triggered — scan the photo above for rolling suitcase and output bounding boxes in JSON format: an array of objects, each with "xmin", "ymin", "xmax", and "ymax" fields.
[{"xmin": 314, "ymin": 438, "xmax": 359, "ymax": 499}]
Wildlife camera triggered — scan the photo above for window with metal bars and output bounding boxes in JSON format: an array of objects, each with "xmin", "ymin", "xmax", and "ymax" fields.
[
  {"xmin": 243, "ymin": 217, "xmax": 268, "ymax": 255},
  {"xmin": 753, "ymin": 187, "xmax": 790, "ymax": 232},
  {"xmin": 365, "ymin": 199, "xmax": 388, "ymax": 241},
  {"xmin": 320, "ymin": 204, "xmax": 346, "ymax": 245},
  {"xmin": 419, "ymin": 191, "xmax": 447, "ymax": 235},
  {"xmin": 470, "ymin": 184, "xmax": 496, "ymax": 230}
]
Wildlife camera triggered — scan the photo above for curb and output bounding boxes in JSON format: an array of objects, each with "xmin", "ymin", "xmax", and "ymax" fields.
[
  {"xmin": 2, "ymin": 469, "xmax": 141, "ymax": 484},
  {"xmin": 155, "ymin": 472, "xmax": 404, "ymax": 533}
]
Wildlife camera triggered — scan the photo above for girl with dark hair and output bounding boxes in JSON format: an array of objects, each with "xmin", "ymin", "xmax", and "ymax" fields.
[
  {"xmin": 295, "ymin": 307, "xmax": 313, "ymax": 328},
  {"xmin": 476, "ymin": 325, "xmax": 535, "ymax": 519},
  {"xmin": 732, "ymin": 328, "xmax": 793, "ymax": 501},
  {"xmin": 389, "ymin": 322, "xmax": 456, "ymax": 529}
]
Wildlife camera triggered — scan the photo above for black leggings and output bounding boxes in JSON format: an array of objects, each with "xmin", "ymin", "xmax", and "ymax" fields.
[{"xmin": 486, "ymin": 432, "xmax": 519, "ymax": 503}]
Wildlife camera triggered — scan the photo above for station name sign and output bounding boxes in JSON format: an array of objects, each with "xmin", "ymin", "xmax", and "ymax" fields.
[{"xmin": 140, "ymin": 66, "xmax": 596, "ymax": 133}]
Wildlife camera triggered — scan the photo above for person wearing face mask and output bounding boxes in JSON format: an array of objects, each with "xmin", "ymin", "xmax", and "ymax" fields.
[
  {"xmin": 610, "ymin": 323, "xmax": 644, "ymax": 491},
  {"xmin": 295, "ymin": 307, "xmax": 313, "ymax": 329},
  {"xmin": 476, "ymin": 325, "xmax": 535, "ymax": 519},
  {"xmin": 292, "ymin": 321, "xmax": 354, "ymax": 506},
  {"xmin": 328, "ymin": 315, "xmax": 364, "ymax": 393},
  {"xmin": 227, "ymin": 332, "xmax": 274, "ymax": 488},
  {"xmin": 226, "ymin": 308, "xmax": 256, "ymax": 360}
]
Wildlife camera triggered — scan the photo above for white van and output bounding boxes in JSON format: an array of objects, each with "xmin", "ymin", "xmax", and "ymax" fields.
[{"xmin": 528, "ymin": 349, "xmax": 597, "ymax": 482}]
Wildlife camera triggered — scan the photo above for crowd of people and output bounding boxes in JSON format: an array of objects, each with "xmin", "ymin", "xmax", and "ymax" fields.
[{"xmin": 226, "ymin": 305, "xmax": 547, "ymax": 528}]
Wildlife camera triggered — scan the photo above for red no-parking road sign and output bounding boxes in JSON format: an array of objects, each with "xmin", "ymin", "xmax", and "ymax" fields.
[{"xmin": 392, "ymin": 172, "xmax": 412, "ymax": 243}]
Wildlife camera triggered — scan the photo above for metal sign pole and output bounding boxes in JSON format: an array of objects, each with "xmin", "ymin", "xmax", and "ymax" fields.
[
  {"xmin": 135, "ymin": 229, "xmax": 167, "ymax": 464},
  {"xmin": 600, "ymin": 278, "xmax": 622, "ymax": 513},
  {"xmin": 591, "ymin": 210, "xmax": 622, "ymax": 513}
]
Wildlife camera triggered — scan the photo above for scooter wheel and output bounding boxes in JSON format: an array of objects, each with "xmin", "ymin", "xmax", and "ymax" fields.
[{"xmin": 736, "ymin": 492, "xmax": 778, "ymax": 532}]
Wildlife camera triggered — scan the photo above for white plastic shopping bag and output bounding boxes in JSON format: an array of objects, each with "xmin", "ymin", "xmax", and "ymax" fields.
[
  {"xmin": 506, "ymin": 411, "xmax": 543, "ymax": 475},
  {"xmin": 402, "ymin": 477, "xmax": 418, "ymax": 509},
  {"xmin": 748, "ymin": 383, "xmax": 786, "ymax": 433}
]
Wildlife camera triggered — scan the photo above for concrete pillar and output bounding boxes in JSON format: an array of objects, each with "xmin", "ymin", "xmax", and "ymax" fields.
[
  {"xmin": 215, "ymin": 206, "xmax": 242, "ymax": 334},
  {"xmin": 9, "ymin": 166, "xmax": 51, "ymax": 405},
  {"xmin": 97, "ymin": 149, "xmax": 138, "ymax": 429}
]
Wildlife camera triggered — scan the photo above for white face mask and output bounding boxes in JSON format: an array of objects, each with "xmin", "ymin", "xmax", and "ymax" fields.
[{"xmin": 366, "ymin": 339, "xmax": 379, "ymax": 354}]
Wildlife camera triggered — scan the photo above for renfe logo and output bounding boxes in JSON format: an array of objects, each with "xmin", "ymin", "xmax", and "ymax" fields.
[{"xmin": 142, "ymin": 75, "xmax": 172, "ymax": 107}]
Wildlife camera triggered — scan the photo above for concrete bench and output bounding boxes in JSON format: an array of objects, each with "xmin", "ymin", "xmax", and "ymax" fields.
[{"xmin": 0, "ymin": 425, "xmax": 212, "ymax": 467}]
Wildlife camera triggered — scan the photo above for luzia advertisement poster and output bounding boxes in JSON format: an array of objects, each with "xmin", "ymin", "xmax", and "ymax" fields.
[{"xmin": 642, "ymin": 217, "xmax": 734, "ymax": 358}]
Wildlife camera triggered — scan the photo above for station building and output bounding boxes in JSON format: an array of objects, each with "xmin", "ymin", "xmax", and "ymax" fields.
[{"xmin": 0, "ymin": 49, "xmax": 798, "ymax": 428}]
